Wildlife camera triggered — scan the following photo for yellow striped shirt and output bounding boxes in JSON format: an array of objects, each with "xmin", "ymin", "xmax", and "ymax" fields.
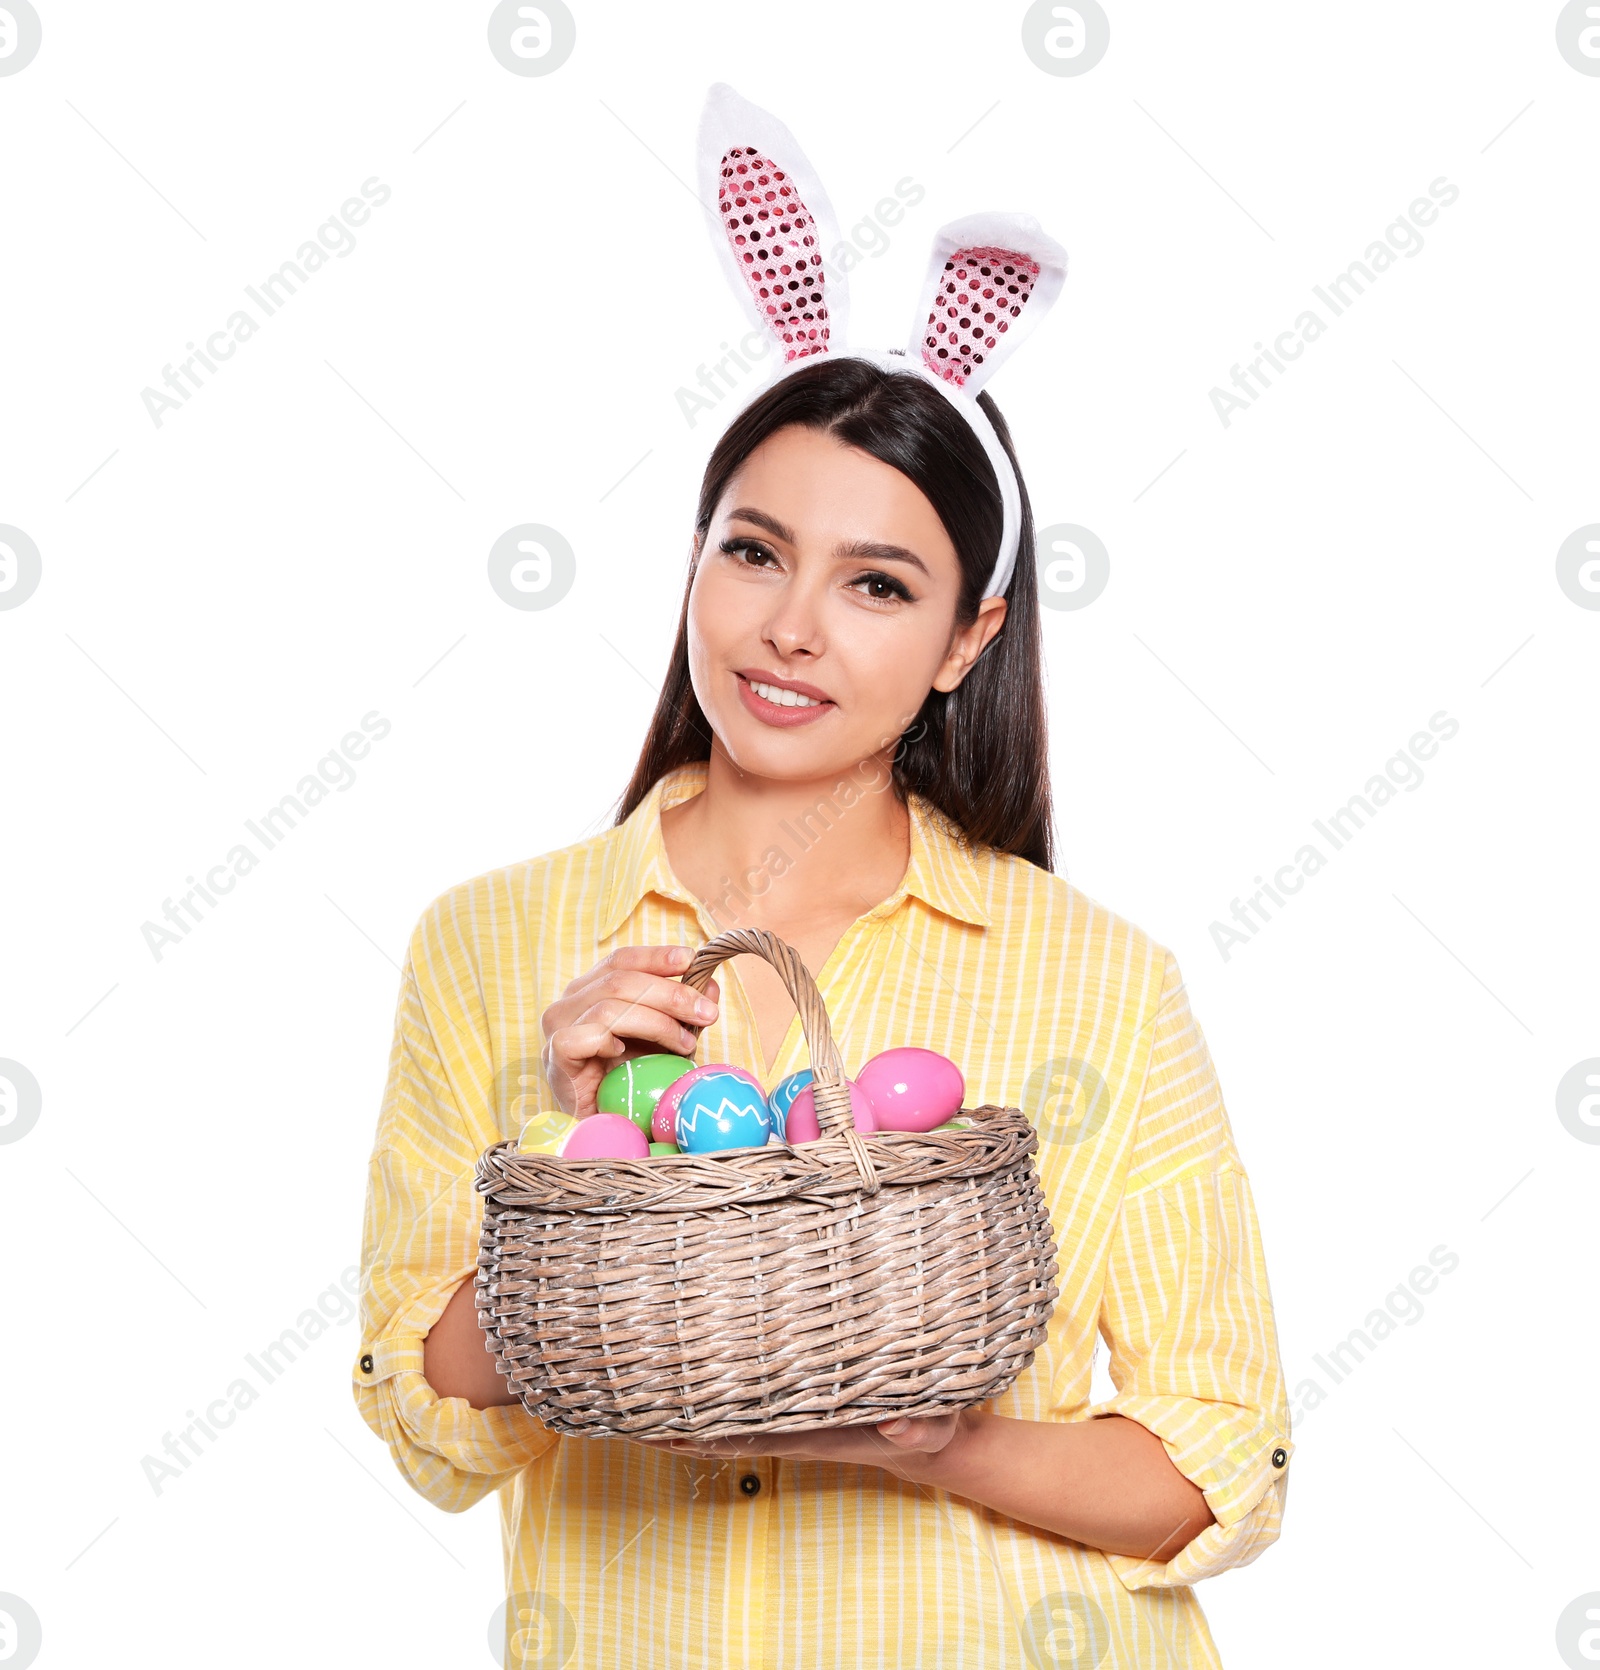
[{"xmin": 353, "ymin": 758, "xmax": 1291, "ymax": 1669}]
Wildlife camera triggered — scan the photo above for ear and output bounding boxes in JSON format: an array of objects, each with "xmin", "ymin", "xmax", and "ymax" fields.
[
  {"xmin": 696, "ymin": 83, "xmax": 851, "ymax": 365},
  {"xmin": 933, "ymin": 596, "xmax": 1009, "ymax": 692},
  {"xmin": 905, "ymin": 213, "xmax": 1068, "ymax": 395}
]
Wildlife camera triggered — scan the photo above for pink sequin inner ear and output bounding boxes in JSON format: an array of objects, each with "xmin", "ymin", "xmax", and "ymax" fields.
[
  {"xmin": 718, "ymin": 146, "xmax": 830, "ymax": 362},
  {"xmin": 922, "ymin": 247, "xmax": 1043, "ymax": 387}
]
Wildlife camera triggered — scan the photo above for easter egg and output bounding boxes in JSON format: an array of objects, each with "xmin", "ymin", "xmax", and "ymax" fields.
[
  {"xmin": 781, "ymin": 1076, "xmax": 877, "ymax": 1144},
  {"xmin": 766, "ymin": 1068, "xmax": 814, "ymax": 1141},
  {"xmin": 559, "ymin": 1113, "xmax": 651, "ymax": 1160},
  {"xmin": 653, "ymin": 1062, "xmax": 735, "ymax": 1144},
  {"xmin": 648, "ymin": 1142, "xmax": 679, "ymax": 1155},
  {"xmin": 598, "ymin": 1052, "xmax": 697, "ymax": 1135},
  {"xmin": 857, "ymin": 1047, "xmax": 965, "ymax": 1133},
  {"xmin": 516, "ymin": 1109, "xmax": 572, "ymax": 1153},
  {"xmin": 674, "ymin": 1066, "xmax": 771, "ymax": 1154}
]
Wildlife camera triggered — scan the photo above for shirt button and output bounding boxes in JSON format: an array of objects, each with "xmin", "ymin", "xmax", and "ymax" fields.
[
  {"xmin": 738, "ymin": 1473, "xmax": 761, "ymax": 1497},
  {"xmin": 359, "ymin": 1354, "xmax": 374, "ymax": 1374},
  {"xmin": 1271, "ymin": 1447, "xmax": 1288, "ymax": 1468}
]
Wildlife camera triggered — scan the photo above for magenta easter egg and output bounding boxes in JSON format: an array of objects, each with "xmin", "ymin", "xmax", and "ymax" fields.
[
  {"xmin": 653, "ymin": 1062, "xmax": 737, "ymax": 1144},
  {"xmin": 856, "ymin": 1047, "xmax": 965, "ymax": 1133},
  {"xmin": 559, "ymin": 1112, "xmax": 650, "ymax": 1160},
  {"xmin": 781, "ymin": 1076, "xmax": 877, "ymax": 1144}
]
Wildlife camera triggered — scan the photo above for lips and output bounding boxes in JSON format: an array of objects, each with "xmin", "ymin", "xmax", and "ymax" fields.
[
  {"xmin": 733, "ymin": 667, "xmax": 833, "ymax": 704},
  {"xmin": 734, "ymin": 671, "xmax": 836, "ymax": 728}
]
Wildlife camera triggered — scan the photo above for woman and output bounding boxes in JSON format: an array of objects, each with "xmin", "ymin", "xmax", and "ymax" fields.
[{"xmin": 353, "ymin": 356, "xmax": 1291, "ymax": 1669}]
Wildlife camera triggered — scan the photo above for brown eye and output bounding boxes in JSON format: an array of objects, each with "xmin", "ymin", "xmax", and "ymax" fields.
[
  {"xmin": 719, "ymin": 536, "xmax": 776, "ymax": 566},
  {"xmin": 851, "ymin": 569, "xmax": 913, "ymax": 604}
]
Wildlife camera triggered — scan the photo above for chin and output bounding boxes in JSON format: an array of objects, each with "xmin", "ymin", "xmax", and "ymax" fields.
[
  {"xmin": 732, "ymin": 730, "xmax": 885, "ymax": 789},
  {"xmin": 721, "ymin": 729, "xmax": 832, "ymax": 776}
]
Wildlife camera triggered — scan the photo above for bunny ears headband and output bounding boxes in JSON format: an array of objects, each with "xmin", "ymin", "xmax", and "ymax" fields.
[{"xmin": 696, "ymin": 83, "xmax": 1069, "ymax": 599}]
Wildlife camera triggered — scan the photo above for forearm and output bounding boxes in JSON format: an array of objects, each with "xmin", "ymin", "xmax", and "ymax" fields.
[
  {"xmin": 913, "ymin": 1409, "xmax": 1214, "ymax": 1562},
  {"xmin": 421, "ymin": 1275, "xmax": 522, "ymax": 1409}
]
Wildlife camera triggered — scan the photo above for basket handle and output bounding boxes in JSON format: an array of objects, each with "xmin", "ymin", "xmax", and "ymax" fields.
[{"xmin": 678, "ymin": 926, "xmax": 880, "ymax": 1194}]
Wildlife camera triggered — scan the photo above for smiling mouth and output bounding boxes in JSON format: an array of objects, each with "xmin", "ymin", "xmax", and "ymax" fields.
[{"xmin": 740, "ymin": 674, "xmax": 829, "ymax": 709}]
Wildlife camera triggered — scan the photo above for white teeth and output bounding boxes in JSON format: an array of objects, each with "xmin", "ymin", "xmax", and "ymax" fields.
[{"xmin": 750, "ymin": 679, "xmax": 822, "ymax": 708}]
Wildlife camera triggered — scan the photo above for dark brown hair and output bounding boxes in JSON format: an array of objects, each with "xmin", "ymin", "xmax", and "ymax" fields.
[{"xmin": 613, "ymin": 355, "xmax": 1055, "ymax": 871}]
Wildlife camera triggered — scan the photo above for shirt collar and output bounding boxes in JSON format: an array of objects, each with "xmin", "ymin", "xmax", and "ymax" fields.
[{"xmin": 597, "ymin": 760, "xmax": 993, "ymax": 941}]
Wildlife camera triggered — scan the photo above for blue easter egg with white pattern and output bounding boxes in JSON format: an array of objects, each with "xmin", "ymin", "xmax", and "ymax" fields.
[
  {"xmin": 673, "ymin": 1067, "xmax": 771, "ymax": 1154},
  {"xmin": 766, "ymin": 1068, "xmax": 814, "ymax": 1141}
]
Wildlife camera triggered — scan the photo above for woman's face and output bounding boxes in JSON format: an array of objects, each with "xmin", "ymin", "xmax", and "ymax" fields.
[{"xmin": 686, "ymin": 423, "xmax": 1006, "ymax": 782}]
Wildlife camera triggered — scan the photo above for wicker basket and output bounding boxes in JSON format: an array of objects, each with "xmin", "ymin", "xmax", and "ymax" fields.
[{"xmin": 473, "ymin": 926, "xmax": 1060, "ymax": 1440}]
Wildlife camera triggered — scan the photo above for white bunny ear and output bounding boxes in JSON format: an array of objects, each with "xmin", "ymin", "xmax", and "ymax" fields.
[
  {"xmin": 905, "ymin": 213, "xmax": 1068, "ymax": 397},
  {"xmin": 696, "ymin": 83, "xmax": 850, "ymax": 364}
]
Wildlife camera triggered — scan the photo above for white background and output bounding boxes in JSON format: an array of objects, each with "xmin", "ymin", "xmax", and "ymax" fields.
[{"xmin": 2, "ymin": 2, "xmax": 1597, "ymax": 1667}]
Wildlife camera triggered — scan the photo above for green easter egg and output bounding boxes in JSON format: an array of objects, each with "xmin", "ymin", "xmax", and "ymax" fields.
[
  {"xmin": 648, "ymin": 1142, "xmax": 679, "ymax": 1156},
  {"xmin": 930, "ymin": 1118, "xmax": 973, "ymax": 1131},
  {"xmin": 598, "ymin": 1053, "xmax": 697, "ymax": 1134}
]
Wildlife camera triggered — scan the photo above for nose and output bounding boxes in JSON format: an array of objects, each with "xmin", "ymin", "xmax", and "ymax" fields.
[{"xmin": 761, "ymin": 570, "xmax": 826, "ymax": 660}]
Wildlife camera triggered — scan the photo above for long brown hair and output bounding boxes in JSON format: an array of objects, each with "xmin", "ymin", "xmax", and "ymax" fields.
[{"xmin": 613, "ymin": 355, "xmax": 1055, "ymax": 871}]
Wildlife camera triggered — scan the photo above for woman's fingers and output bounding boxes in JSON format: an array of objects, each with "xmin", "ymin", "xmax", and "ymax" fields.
[
  {"xmin": 561, "ymin": 942, "xmax": 688, "ymax": 996},
  {"xmin": 540, "ymin": 946, "xmax": 724, "ymax": 1118},
  {"xmin": 871, "ymin": 1413, "xmax": 961, "ymax": 1451},
  {"xmin": 634, "ymin": 1426, "xmax": 906, "ymax": 1472},
  {"xmin": 548, "ymin": 1022, "xmax": 629, "ymax": 1069},
  {"xmin": 572, "ymin": 998, "xmax": 703, "ymax": 1058},
  {"xmin": 596, "ymin": 966, "xmax": 721, "ymax": 1028},
  {"xmin": 547, "ymin": 948, "xmax": 692, "ymax": 1043},
  {"xmin": 569, "ymin": 969, "xmax": 718, "ymax": 1051},
  {"xmin": 552, "ymin": 968, "xmax": 717, "ymax": 1042}
]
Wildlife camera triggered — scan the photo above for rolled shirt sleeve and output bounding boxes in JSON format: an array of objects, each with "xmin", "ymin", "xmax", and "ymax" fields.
[
  {"xmin": 1089, "ymin": 950, "xmax": 1293, "ymax": 1588},
  {"xmin": 351, "ymin": 910, "xmax": 561, "ymax": 1513}
]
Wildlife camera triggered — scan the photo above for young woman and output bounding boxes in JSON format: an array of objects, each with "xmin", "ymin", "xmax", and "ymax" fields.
[{"xmin": 354, "ymin": 357, "xmax": 1290, "ymax": 1668}]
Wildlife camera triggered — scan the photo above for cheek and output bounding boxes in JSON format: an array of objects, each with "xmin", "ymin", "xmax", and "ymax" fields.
[
  {"xmin": 685, "ymin": 568, "xmax": 757, "ymax": 708},
  {"xmin": 832, "ymin": 606, "xmax": 948, "ymax": 693},
  {"xmin": 687, "ymin": 568, "xmax": 741, "ymax": 662}
]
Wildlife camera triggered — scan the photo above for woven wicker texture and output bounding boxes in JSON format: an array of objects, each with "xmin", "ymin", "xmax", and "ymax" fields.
[{"xmin": 473, "ymin": 928, "xmax": 1061, "ymax": 1439}]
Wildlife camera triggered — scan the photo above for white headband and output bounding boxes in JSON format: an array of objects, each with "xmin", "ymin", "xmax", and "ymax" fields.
[{"xmin": 697, "ymin": 82, "xmax": 1069, "ymax": 600}]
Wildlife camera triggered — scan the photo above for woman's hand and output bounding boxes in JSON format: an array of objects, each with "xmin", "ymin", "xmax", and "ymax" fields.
[
  {"xmin": 540, "ymin": 944, "xmax": 720, "ymax": 1120},
  {"xmin": 630, "ymin": 1411, "xmax": 969, "ymax": 1487}
]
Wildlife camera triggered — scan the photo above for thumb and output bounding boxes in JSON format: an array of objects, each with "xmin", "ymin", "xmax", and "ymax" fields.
[{"xmin": 875, "ymin": 1414, "xmax": 959, "ymax": 1451}]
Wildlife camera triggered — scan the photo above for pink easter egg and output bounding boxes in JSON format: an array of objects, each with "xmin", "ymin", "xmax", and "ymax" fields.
[
  {"xmin": 559, "ymin": 1112, "xmax": 650, "ymax": 1160},
  {"xmin": 781, "ymin": 1076, "xmax": 877, "ymax": 1144},
  {"xmin": 653, "ymin": 1062, "xmax": 742, "ymax": 1145},
  {"xmin": 856, "ymin": 1047, "xmax": 966, "ymax": 1133}
]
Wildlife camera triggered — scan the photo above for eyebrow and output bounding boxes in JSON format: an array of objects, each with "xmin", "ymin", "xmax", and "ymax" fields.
[{"xmin": 725, "ymin": 506, "xmax": 931, "ymax": 579}]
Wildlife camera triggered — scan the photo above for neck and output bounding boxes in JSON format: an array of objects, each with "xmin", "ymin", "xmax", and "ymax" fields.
[{"xmin": 662, "ymin": 744, "xmax": 912, "ymax": 932}]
